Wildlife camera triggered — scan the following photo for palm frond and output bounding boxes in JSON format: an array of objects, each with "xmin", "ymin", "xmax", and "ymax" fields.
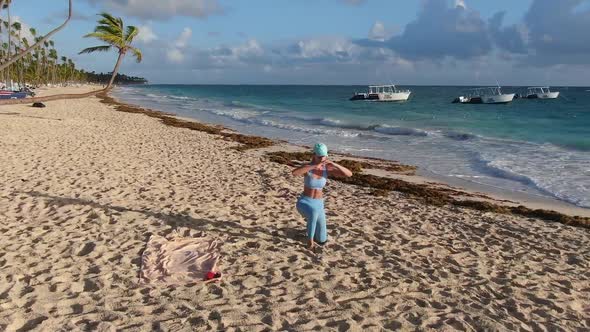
[
  {"xmin": 94, "ymin": 25, "xmax": 122, "ymax": 36},
  {"xmin": 83, "ymin": 32, "xmax": 125, "ymax": 47},
  {"xmin": 78, "ymin": 45, "xmax": 111, "ymax": 54},
  {"xmin": 128, "ymin": 46, "xmax": 142, "ymax": 63},
  {"xmin": 125, "ymin": 26, "xmax": 139, "ymax": 44},
  {"xmin": 86, "ymin": 30, "xmax": 122, "ymax": 38},
  {"xmin": 97, "ymin": 13, "xmax": 120, "ymax": 29}
]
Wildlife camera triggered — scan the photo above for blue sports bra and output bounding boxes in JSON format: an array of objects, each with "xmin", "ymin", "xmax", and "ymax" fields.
[{"xmin": 304, "ymin": 166, "xmax": 328, "ymax": 190}]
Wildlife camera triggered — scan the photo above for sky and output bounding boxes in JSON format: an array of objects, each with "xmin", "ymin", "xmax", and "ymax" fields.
[{"xmin": 7, "ymin": 0, "xmax": 590, "ymax": 85}]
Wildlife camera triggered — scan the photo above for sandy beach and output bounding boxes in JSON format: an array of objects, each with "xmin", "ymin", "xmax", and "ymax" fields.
[{"xmin": 1, "ymin": 86, "xmax": 589, "ymax": 331}]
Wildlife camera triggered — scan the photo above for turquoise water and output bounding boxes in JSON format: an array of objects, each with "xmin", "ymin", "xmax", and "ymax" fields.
[{"xmin": 114, "ymin": 85, "xmax": 590, "ymax": 208}]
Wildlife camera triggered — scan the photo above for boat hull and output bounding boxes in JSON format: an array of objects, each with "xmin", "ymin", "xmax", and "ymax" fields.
[
  {"xmin": 350, "ymin": 92, "xmax": 410, "ymax": 102},
  {"xmin": 452, "ymin": 94, "xmax": 514, "ymax": 104},
  {"xmin": 349, "ymin": 93, "xmax": 367, "ymax": 101},
  {"xmin": 350, "ymin": 93, "xmax": 379, "ymax": 101},
  {"xmin": 527, "ymin": 91, "xmax": 559, "ymax": 99},
  {"xmin": 374, "ymin": 92, "xmax": 411, "ymax": 102},
  {"xmin": 0, "ymin": 91, "xmax": 28, "ymax": 100},
  {"xmin": 481, "ymin": 93, "xmax": 515, "ymax": 104}
]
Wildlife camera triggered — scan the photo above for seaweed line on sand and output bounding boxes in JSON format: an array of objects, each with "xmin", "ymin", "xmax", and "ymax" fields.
[
  {"xmin": 97, "ymin": 92, "xmax": 274, "ymax": 151},
  {"xmin": 266, "ymin": 151, "xmax": 590, "ymax": 229}
]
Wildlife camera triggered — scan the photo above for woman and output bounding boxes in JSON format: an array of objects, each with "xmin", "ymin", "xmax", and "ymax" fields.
[{"xmin": 292, "ymin": 143, "xmax": 353, "ymax": 249}]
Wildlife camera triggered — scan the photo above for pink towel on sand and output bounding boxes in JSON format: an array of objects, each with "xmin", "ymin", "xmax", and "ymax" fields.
[{"xmin": 140, "ymin": 235, "xmax": 220, "ymax": 284}]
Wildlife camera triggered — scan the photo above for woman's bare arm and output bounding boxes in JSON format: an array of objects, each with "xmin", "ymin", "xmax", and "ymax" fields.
[{"xmin": 326, "ymin": 161, "xmax": 353, "ymax": 178}]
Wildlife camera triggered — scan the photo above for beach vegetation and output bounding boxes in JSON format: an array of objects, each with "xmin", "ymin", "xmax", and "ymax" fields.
[
  {"xmin": 0, "ymin": 0, "xmax": 73, "ymax": 72},
  {"xmin": 0, "ymin": 3, "xmax": 147, "ymax": 105}
]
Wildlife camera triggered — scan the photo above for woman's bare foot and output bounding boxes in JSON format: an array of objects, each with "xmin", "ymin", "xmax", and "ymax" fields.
[{"xmin": 308, "ymin": 239, "xmax": 316, "ymax": 250}]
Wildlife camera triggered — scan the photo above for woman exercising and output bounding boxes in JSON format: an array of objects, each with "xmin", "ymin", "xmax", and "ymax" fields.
[{"xmin": 291, "ymin": 143, "xmax": 353, "ymax": 249}]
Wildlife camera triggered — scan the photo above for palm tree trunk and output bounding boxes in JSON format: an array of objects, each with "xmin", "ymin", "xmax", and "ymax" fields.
[
  {"xmin": 7, "ymin": 4, "xmax": 11, "ymax": 89},
  {"xmin": 0, "ymin": 87, "xmax": 108, "ymax": 105},
  {"xmin": 0, "ymin": 0, "xmax": 71, "ymax": 71},
  {"xmin": 35, "ymin": 55, "xmax": 40, "ymax": 85},
  {"xmin": 18, "ymin": 33, "xmax": 24, "ymax": 88},
  {"xmin": 106, "ymin": 51, "xmax": 124, "ymax": 90}
]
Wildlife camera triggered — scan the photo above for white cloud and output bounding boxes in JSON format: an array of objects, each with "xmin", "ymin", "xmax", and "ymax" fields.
[
  {"xmin": 233, "ymin": 39, "xmax": 264, "ymax": 57},
  {"xmin": 291, "ymin": 37, "xmax": 356, "ymax": 60},
  {"xmin": 369, "ymin": 21, "xmax": 386, "ymax": 41},
  {"xmin": 455, "ymin": 0, "xmax": 466, "ymax": 9},
  {"xmin": 86, "ymin": 0, "xmax": 223, "ymax": 20},
  {"xmin": 167, "ymin": 49, "xmax": 185, "ymax": 63},
  {"xmin": 136, "ymin": 25, "xmax": 158, "ymax": 44},
  {"xmin": 356, "ymin": 0, "xmax": 491, "ymax": 60},
  {"xmin": 175, "ymin": 28, "xmax": 192, "ymax": 48},
  {"xmin": 191, "ymin": 39, "xmax": 265, "ymax": 68},
  {"xmin": 166, "ymin": 27, "xmax": 192, "ymax": 63}
]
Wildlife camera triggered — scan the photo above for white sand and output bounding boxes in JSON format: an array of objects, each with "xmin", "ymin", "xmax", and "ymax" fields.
[{"xmin": 0, "ymin": 87, "xmax": 589, "ymax": 331}]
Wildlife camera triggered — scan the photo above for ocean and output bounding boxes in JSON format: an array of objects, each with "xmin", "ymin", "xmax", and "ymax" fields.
[{"xmin": 113, "ymin": 85, "xmax": 590, "ymax": 209}]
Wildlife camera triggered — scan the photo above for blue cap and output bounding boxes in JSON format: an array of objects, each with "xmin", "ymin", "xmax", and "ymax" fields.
[{"xmin": 313, "ymin": 143, "xmax": 328, "ymax": 157}]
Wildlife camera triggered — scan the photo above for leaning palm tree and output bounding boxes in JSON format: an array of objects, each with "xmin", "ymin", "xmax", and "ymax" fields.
[{"xmin": 79, "ymin": 13, "xmax": 142, "ymax": 90}]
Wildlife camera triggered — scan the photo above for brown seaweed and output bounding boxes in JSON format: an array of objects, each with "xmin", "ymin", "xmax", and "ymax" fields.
[
  {"xmin": 266, "ymin": 151, "xmax": 416, "ymax": 174},
  {"xmin": 336, "ymin": 159, "xmax": 417, "ymax": 175},
  {"xmin": 266, "ymin": 151, "xmax": 590, "ymax": 228},
  {"xmin": 97, "ymin": 93, "xmax": 274, "ymax": 151}
]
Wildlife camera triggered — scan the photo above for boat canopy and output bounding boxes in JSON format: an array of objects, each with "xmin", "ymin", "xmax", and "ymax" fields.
[
  {"xmin": 369, "ymin": 85, "xmax": 397, "ymax": 94},
  {"xmin": 368, "ymin": 85, "xmax": 410, "ymax": 94},
  {"xmin": 466, "ymin": 87, "xmax": 504, "ymax": 96},
  {"xmin": 527, "ymin": 86, "xmax": 551, "ymax": 93}
]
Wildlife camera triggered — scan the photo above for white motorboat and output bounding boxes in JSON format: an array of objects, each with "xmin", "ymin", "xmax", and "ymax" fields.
[
  {"xmin": 452, "ymin": 87, "xmax": 515, "ymax": 104},
  {"xmin": 350, "ymin": 85, "xmax": 411, "ymax": 102},
  {"xmin": 524, "ymin": 86, "xmax": 560, "ymax": 99}
]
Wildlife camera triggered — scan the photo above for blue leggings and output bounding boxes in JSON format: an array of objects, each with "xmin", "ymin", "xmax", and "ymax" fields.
[{"xmin": 296, "ymin": 196, "xmax": 327, "ymax": 243}]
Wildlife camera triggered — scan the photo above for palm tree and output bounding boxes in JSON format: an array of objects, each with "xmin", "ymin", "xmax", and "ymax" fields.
[
  {"xmin": 79, "ymin": 13, "xmax": 142, "ymax": 90},
  {"xmin": 4, "ymin": 0, "xmax": 12, "ymax": 88},
  {"xmin": 67, "ymin": 58, "xmax": 74, "ymax": 82},
  {"xmin": 60, "ymin": 56, "xmax": 68, "ymax": 84},
  {"xmin": 48, "ymin": 48, "xmax": 57, "ymax": 84},
  {"xmin": 48, "ymin": 40, "xmax": 56, "ymax": 82},
  {"xmin": 0, "ymin": 42, "xmax": 6, "ymax": 83},
  {"xmin": 0, "ymin": 0, "xmax": 72, "ymax": 72},
  {"xmin": 11, "ymin": 21, "xmax": 23, "ymax": 87}
]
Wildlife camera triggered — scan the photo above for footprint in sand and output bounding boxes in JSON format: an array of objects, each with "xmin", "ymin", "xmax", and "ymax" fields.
[{"xmin": 76, "ymin": 242, "xmax": 96, "ymax": 256}]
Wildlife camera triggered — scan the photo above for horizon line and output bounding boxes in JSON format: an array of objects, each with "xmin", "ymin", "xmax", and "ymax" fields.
[{"xmin": 138, "ymin": 83, "xmax": 590, "ymax": 88}]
